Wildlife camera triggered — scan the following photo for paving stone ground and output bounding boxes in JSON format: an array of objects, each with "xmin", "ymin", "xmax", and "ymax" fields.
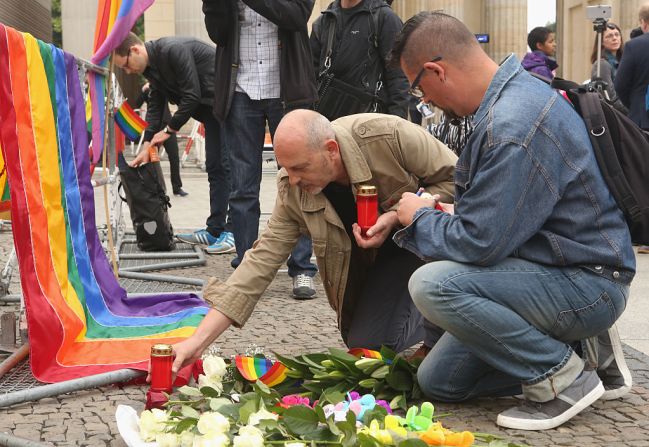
[{"xmin": 1, "ymin": 189, "xmax": 649, "ymax": 445}]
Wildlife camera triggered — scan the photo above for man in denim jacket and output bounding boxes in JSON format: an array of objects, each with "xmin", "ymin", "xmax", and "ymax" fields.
[{"xmin": 389, "ymin": 12, "xmax": 635, "ymax": 430}]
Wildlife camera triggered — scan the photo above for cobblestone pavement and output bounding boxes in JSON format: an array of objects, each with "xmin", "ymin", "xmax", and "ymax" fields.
[{"xmin": 1, "ymin": 226, "xmax": 649, "ymax": 446}]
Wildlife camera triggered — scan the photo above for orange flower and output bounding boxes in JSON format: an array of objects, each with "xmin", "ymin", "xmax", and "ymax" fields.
[{"xmin": 443, "ymin": 431, "xmax": 475, "ymax": 447}]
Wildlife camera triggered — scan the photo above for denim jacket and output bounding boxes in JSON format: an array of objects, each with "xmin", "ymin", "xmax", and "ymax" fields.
[{"xmin": 394, "ymin": 55, "xmax": 635, "ymax": 272}]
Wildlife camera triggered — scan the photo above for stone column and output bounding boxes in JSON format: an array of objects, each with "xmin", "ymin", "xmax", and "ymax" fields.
[
  {"xmin": 175, "ymin": 1, "xmax": 212, "ymax": 42},
  {"xmin": 145, "ymin": 0, "xmax": 175, "ymax": 41},
  {"xmin": 483, "ymin": 0, "xmax": 527, "ymax": 64},
  {"xmin": 61, "ymin": 0, "xmax": 96, "ymax": 58}
]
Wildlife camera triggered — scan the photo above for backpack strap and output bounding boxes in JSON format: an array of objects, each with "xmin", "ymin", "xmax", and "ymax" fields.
[
  {"xmin": 319, "ymin": 16, "xmax": 337, "ymax": 77},
  {"xmin": 579, "ymin": 92, "xmax": 642, "ymax": 223}
]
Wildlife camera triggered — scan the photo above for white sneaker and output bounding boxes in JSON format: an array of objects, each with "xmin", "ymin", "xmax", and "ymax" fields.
[{"xmin": 292, "ymin": 274, "xmax": 316, "ymax": 300}]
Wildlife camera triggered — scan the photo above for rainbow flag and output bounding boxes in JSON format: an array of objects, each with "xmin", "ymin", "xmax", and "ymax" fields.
[
  {"xmin": 88, "ymin": 0, "xmax": 154, "ymax": 164},
  {"xmin": 0, "ymin": 142, "xmax": 10, "ymax": 213},
  {"xmin": 235, "ymin": 356, "xmax": 288, "ymax": 388},
  {"xmin": 0, "ymin": 24, "xmax": 209, "ymax": 383},
  {"xmin": 115, "ymin": 101, "xmax": 147, "ymax": 141}
]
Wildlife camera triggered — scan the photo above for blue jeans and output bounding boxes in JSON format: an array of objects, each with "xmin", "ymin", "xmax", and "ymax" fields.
[
  {"xmin": 196, "ymin": 108, "xmax": 231, "ymax": 237},
  {"xmin": 408, "ymin": 258, "xmax": 629, "ymax": 402},
  {"xmin": 224, "ymin": 92, "xmax": 316, "ymax": 276}
]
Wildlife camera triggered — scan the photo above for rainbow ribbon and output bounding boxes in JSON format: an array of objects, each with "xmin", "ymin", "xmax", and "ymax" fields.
[
  {"xmin": 348, "ymin": 348, "xmax": 383, "ymax": 360},
  {"xmin": 0, "ymin": 25, "xmax": 208, "ymax": 383},
  {"xmin": 235, "ymin": 356, "xmax": 288, "ymax": 388}
]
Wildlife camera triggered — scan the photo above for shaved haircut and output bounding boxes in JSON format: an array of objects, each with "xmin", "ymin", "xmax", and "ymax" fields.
[{"xmin": 389, "ymin": 11, "xmax": 480, "ymax": 71}]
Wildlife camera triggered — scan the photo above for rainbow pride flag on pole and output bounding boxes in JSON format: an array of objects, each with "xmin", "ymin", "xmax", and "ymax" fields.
[
  {"xmin": 115, "ymin": 101, "xmax": 147, "ymax": 141},
  {"xmin": 0, "ymin": 24, "xmax": 208, "ymax": 383},
  {"xmin": 88, "ymin": 0, "xmax": 154, "ymax": 164}
]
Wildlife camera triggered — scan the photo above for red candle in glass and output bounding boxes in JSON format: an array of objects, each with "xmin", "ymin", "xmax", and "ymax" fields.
[
  {"xmin": 150, "ymin": 344, "xmax": 174, "ymax": 393},
  {"xmin": 357, "ymin": 185, "xmax": 378, "ymax": 236}
]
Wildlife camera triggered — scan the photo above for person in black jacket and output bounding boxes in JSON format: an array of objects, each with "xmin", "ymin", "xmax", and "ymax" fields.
[
  {"xmin": 135, "ymin": 82, "xmax": 187, "ymax": 197},
  {"xmin": 201, "ymin": 0, "xmax": 320, "ymax": 299},
  {"xmin": 615, "ymin": 3, "xmax": 649, "ymax": 131},
  {"xmin": 114, "ymin": 33, "xmax": 235, "ymax": 254},
  {"xmin": 310, "ymin": 0, "xmax": 410, "ymax": 119}
]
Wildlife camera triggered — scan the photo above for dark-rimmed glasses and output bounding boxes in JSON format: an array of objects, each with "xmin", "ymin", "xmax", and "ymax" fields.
[{"xmin": 408, "ymin": 56, "xmax": 442, "ymax": 99}]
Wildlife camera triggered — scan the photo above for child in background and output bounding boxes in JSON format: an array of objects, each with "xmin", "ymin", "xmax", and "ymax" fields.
[{"xmin": 521, "ymin": 26, "xmax": 558, "ymax": 80}]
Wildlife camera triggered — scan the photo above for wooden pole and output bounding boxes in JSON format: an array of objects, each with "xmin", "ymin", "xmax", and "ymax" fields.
[{"xmin": 100, "ymin": 56, "xmax": 119, "ymax": 277}]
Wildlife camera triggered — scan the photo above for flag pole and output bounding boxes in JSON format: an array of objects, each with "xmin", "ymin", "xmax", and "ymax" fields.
[{"xmin": 101, "ymin": 55, "xmax": 119, "ymax": 277}]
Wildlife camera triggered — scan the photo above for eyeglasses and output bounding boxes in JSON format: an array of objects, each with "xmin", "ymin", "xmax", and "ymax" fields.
[
  {"xmin": 118, "ymin": 49, "xmax": 132, "ymax": 71},
  {"xmin": 408, "ymin": 56, "xmax": 442, "ymax": 99}
]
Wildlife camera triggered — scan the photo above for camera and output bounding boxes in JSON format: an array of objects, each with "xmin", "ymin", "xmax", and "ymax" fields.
[{"xmin": 586, "ymin": 5, "xmax": 612, "ymax": 21}]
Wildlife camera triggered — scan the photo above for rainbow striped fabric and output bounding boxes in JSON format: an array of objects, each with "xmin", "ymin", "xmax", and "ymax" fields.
[
  {"xmin": 88, "ymin": 0, "xmax": 154, "ymax": 164},
  {"xmin": 0, "ymin": 142, "xmax": 10, "ymax": 213},
  {"xmin": 235, "ymin": 356, "xmax": 288, "ymax": 388},
  {"xmin": 114, "ymin": 101, "xmax": 147, "ymax": 141},
  {"xmin": 0, "ymin": 24, "xmax": 209, "ymax": 383}
]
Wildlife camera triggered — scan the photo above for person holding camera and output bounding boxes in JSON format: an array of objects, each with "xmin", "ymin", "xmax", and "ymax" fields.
[
  {"xmin": 590, "ymin": 22, "xmax": 627, "ymax": 114},
  {"xmin": 390, "ymin": 11, "xmax": 634, "ymax": 430}
]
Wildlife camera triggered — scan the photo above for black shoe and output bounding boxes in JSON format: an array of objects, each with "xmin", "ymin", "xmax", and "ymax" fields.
[{"xmin": 173, "ymin": 188, "xmax": 188, "ymax": 197}]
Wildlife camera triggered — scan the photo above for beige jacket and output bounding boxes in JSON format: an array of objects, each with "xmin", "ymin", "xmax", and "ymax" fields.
[{"xmin": 204, "ymin": 114, "xmax": 458, "ymax": 327}]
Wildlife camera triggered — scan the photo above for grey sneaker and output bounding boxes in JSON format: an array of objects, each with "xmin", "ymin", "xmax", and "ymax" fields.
[
  {"xmin": 292, "ymin": 274, "xmax": 316, "ymax": 300},
  {"xmin": 597, "ymin": 324, "xmax": 632, "ymax": 400},
  {"xmin": 496, "ymin": 369, "xmax": 604, "ymax": 430}
]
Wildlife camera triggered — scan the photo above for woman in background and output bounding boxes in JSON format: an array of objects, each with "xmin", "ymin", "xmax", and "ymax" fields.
[{"xmin": 590, "ymin": 22, "xmax": 627, "ymax": 114}]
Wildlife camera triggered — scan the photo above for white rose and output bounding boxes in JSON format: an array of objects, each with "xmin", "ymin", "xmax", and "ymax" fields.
[
  {"xmin": 232, "ymin": 425, "xmax": 264, "ymax": 447},
  {"xmin": 180, "ymin": 431, "xmax": 196, "ymax": 447},
  {"xmin": 156, "ymin": 432, "xmax": 181, "ymax": 447},
  {"xmin": 198, "ymin": 374, "xmax": 224, "ymax": 394},
  {"xmin": 197, "ymin": 411, "xmax": 231, "ymax": 435},
  {"xmin": 203, "ymin": 356, "xmax": 227, "ymax": 378},
  {"xmin": 193, "ymin": 432, "xmax": 230, "ymax": 447},
  {"xmin": 139, "ymin": 409, "xmax": 168, "ymax": 441},
  {"xmin": 247, "ymin": 407, "xmax": 278, "ymax": 426}
]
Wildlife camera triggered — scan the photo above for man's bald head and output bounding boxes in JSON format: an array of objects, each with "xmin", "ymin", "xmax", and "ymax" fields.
[{"xmin": 275, "ymin": 109, "xmax": 335, "ymax": 154}]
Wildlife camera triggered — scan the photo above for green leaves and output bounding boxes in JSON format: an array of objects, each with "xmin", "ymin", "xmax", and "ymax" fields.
[{"xmin": 282, "ymin": 405, "xmax": 320, "ymax": 436}]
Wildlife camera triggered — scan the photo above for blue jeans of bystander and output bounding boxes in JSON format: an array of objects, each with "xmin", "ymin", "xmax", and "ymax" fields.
[{"xmin": 224, "ymin": 92, "xmax": 316, "ymax": 277}]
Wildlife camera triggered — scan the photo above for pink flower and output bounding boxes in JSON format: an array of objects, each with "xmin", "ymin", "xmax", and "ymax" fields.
[
  {"xmin": 349, "ymin": 391, "xmax": 361, "ymax": 401},
  {"xmin": 280, "ymin": 395, "xmax": 311, "ymax": 408}
]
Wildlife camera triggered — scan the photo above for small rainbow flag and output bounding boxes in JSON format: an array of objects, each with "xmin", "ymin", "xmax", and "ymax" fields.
[
  {"xmin": 348, "ymin": 348, "xmax": 383, "ymax": 360},
  {"xmin": 235, "ymin": 356, "xmax": 288, "ymax": 388},
  {"xmin": 114, "ymin": 101, "xmax": 147, "ymax": 141}
]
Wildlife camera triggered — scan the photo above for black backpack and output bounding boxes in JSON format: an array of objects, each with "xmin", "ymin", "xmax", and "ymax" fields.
[
  {"xmin": 119, "ymin": 161, "xmax": 176, "ymax": 251},
  {"xmin": 549, "ymin": 78, "xmax": 649, "ymax": 245}
]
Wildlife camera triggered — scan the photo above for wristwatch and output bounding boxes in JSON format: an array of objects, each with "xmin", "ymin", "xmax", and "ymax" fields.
[{"xmin": 163, "ymin": 125, "xmax": 177, "ymax": 134}]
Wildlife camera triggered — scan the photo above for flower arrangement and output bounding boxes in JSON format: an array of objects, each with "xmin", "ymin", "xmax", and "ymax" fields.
[{"xmin": 118, "ymin": 348, "xmax": 525, "ymax": 447}]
